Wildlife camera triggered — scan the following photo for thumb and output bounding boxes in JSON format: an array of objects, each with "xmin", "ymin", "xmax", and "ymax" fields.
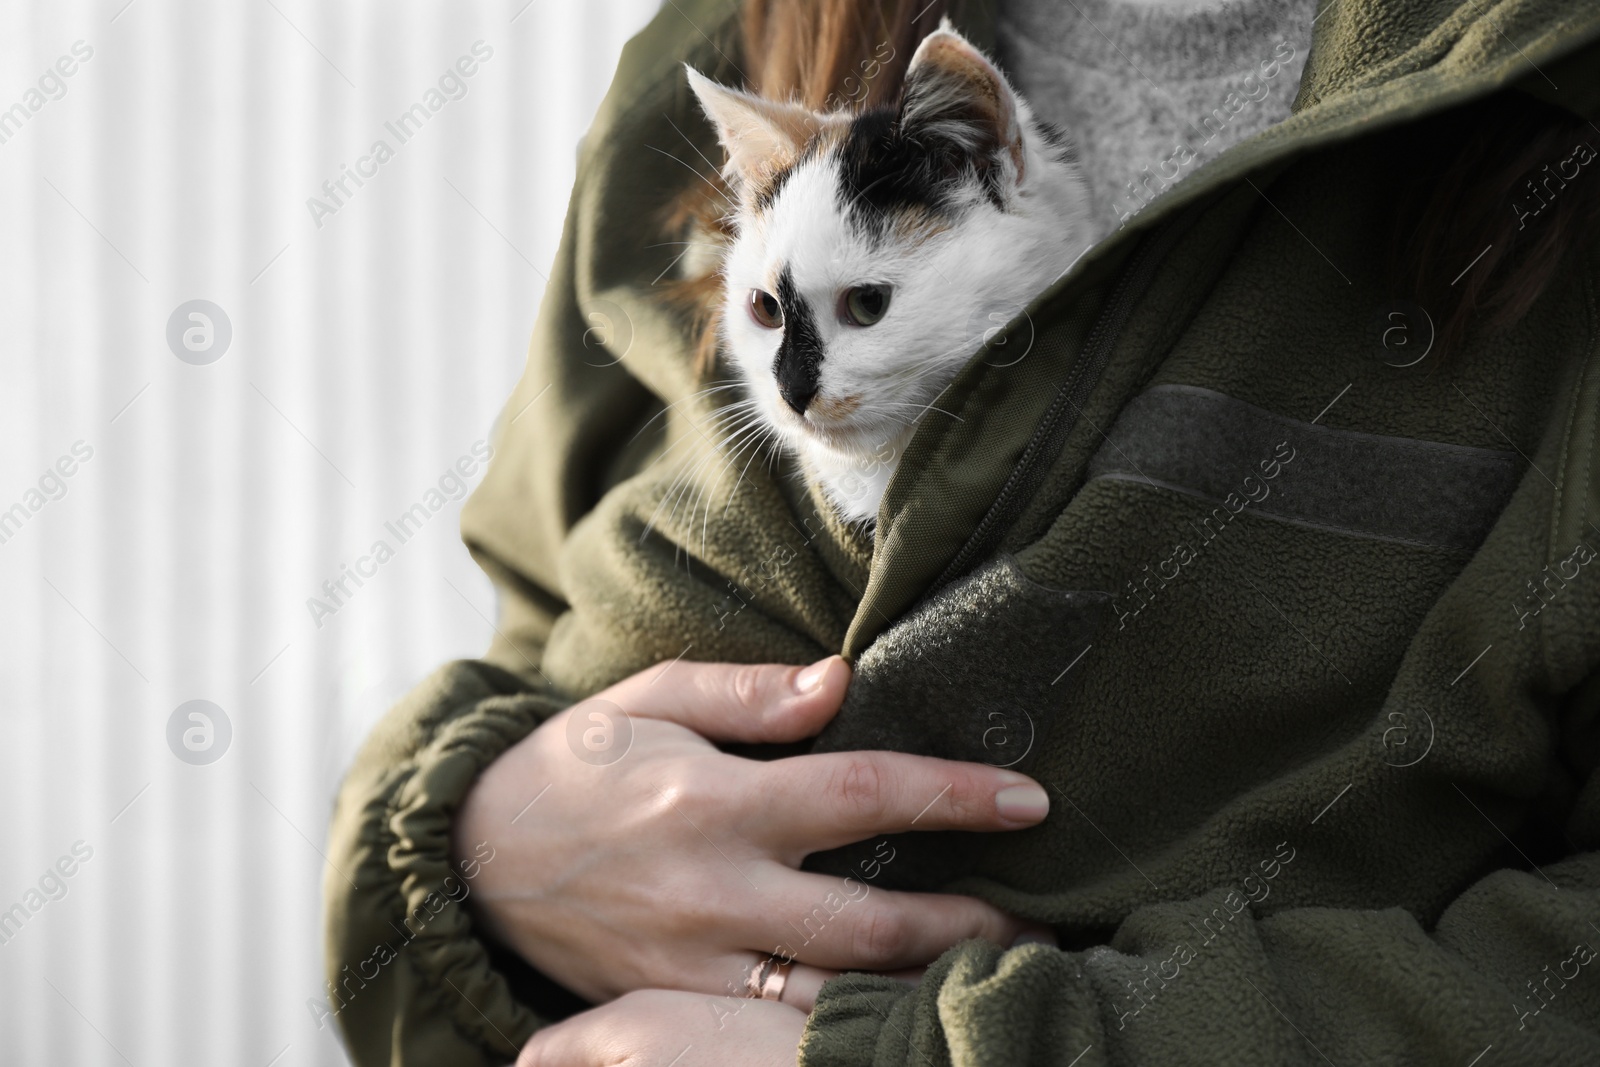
[{"xmin": 602, "ymin": 656, "xmax": 850, "ymax": 744}]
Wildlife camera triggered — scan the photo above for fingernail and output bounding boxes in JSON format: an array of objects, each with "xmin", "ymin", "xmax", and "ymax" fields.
[
  {"xmin": 994, "ymin": 784, "xmax": 1049, "ymax": 822},
  {"xmin": 794, "ymin": 657, "xmax": 832, "ymax": 693},
  {"xmin": 1011, "ymin": 929, "xmax": 1056, "ymax": 948}
]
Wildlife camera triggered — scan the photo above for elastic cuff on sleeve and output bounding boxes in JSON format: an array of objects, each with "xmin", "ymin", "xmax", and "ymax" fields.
[
  {"xmin": 325, "ymin": 660, "xmax": 569, "ymax": 1065},
  {"xmin": 384, "ymin": 690, "xmax": 564, "ymax": 1058}
]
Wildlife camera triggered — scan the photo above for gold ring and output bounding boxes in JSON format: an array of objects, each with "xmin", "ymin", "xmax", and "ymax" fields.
[{"xmin": 745, "ymin": 954, "xmax": 793, "ymax": 1001}]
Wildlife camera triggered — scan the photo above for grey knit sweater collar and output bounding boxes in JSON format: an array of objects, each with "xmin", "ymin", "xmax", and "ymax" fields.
[{"xmin": 997, "ymin": 0, "xmax": 1317, "ymax": 236}]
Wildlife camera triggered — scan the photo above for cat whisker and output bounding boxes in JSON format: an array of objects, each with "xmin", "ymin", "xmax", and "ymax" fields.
[
  {"xmin": 662, "ymin": 111, "xmax": 739, "ymax": 202},
  {"xmin": 867, "ymin": 335, "xmax": 981, "ymax": 384},
  {"xmin": 678, "ymin": 419, "xmax": 773, "ymax": 553},
  {"xmin": 876, "ymin": 357, "xmax": 968, "ymax": 395},
  {"xmin": 644, "ymin": 143, "xmax": 737, "ymax": 214},
  {"xmin": 860, "ymin": 335, "xmax": 982, "ymax": 387},
  {"xmin": 639, "ymin": 402, "xmax": 779, "ymax": 551},
  {"xmin": 630, "ymin": 380, "xmax": 751, "ymax": 449},
  {"xmin": 880, "ymin": 395, "xmax": 965, "ymax": 424},
  {"xmin": 722, "ymin": 423, "xmax": 783, "ymax": 518},
  {"xmin": 651, "ymin": 246, "xmax": 696, "ymax": 286},
  {"xmin": 644, "ymin": 446, "xmax": 717, "ymax": 545},
  {"xmin": 642, "ymin": 408, "xmax": 760, "ymax": 545}
]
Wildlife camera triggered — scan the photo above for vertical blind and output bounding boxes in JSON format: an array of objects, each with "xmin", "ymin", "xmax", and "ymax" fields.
[{"xmin": 0, "ymin": 1, "xmax": 660, "ymax": 1063}]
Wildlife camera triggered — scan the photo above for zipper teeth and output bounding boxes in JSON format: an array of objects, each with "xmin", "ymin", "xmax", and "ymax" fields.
[{"xmin": 930, "ymin": 207, "xmax": 1200, "ymax": 594}]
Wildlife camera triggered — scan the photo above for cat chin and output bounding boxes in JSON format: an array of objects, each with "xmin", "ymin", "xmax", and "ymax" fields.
[
  {"xmin": 811, "ymin": 455, "xmax": 892, "ymax": 527},
  {"xmin": 784, "ymin": 413, "xmax": 901, "ymax": 462},
  {"xmin": 782, "ymin": 418, "xmax": 873, "ymax": 457},
  {"xmin": 794, "ymin": 424, "xmax": 914, "ymax": 528}
]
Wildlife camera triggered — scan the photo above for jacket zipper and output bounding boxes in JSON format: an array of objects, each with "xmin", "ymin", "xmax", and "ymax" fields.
[{"xmin": 929, "ymin": 199, "xmax": 1209, "ymax": 594}]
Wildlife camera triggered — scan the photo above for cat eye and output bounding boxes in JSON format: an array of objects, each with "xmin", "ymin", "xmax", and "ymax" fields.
[
  {"xmin": 841, "ymin": 285, "xmax": 891, "ymax": 326},
  {"xmin": 748, "ymin": 289, "xmax": 783, "ymax": 329}
]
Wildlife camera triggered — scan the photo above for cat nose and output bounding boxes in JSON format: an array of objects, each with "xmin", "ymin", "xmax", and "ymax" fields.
[
  {"xmin": 774, "ymin": 354, "xmax": 819, "ymax": 415},
  {"xmin": 778, "ymin": 379, "xmax": 817, "ymax": 415},
  {"xmin": 773, "ymin": 330, "xmax": 821, "ymax": 415}
]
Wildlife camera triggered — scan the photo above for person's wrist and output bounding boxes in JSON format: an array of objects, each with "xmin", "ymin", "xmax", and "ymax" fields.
[{"xmin": 450, "ymin": 720, "xmax": 542, "ymax": 944}]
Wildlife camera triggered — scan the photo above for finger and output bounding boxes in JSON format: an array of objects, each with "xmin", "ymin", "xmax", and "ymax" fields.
[
  {"xmin": 515, "ymin": 1035, "xmax": 549, "ymax": 1067},
  {"xmin": 735, "ymin": 870, "xmax": 1043, "ymax": 973},
  {"xmin": 702, "ymin": 953, "xmax": 923, "ymax": 1017},
  {"xmin": 606, "ymin": 656, "xmax": 851, "ymax": 744},
  {"xmin": 515, "ymin": 1000, "xmax": 651, "ymax": 1067},
  {"xmin": 758, "ymin": 750, "xmax": 1049, "ymax": 854},
  {"xmin": 517, "ymin": 1017, "xmax": 592, "ymax": 1067},
  {"xmin": 718, "ymin": 953, "xmax": 840, "ymax": 1013}
]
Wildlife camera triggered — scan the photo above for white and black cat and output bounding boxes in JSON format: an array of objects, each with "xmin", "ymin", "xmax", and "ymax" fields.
[{"xmin": 687, "ymin": 21, "xmax": 1094, "ymax": 525}]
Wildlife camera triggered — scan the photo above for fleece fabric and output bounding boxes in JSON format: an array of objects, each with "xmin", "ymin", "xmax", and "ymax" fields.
[{"xmin": 322, "ymin": 0, "xmax": 1600, "ymax": 1064}]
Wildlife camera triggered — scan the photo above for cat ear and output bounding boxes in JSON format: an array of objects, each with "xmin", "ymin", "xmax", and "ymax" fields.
[
  {"xmin": 900, "ymin": 22, "xmax": 1027, "ymax": 182},
  {"xmin": 685, "ymin": 67, "xmax": 823, "ymax": 191}
]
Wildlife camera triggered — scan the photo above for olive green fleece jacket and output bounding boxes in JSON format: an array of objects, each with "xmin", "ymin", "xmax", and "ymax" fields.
[{"xmin": 323, "ymin": 0, "xmax": 1600, "ymax": 1064}]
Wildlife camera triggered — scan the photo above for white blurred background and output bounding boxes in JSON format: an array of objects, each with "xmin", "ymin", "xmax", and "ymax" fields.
[{"xmin": 0, "ymin": 1, "xmax": 660, "ymax": 1063}]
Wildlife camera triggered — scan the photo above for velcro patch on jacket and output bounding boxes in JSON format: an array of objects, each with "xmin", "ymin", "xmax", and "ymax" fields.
[{"xmin": 1086, "ymin": 384, "xmax": 1523, "ymax": 551}]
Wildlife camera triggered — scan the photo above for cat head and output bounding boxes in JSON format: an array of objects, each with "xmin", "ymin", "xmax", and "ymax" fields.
[{"xmin": 687, "ymin": 21, "xmax": 1091, "ymax": 477}]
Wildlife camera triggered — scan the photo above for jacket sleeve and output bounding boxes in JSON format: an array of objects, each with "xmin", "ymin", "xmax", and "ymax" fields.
[
  {"xmin": 802, "ymin": 842, "xmax": 1600, "ymax": 1066},
  {"xmin": 321, "ymin": 662, "xmax": 572, "ymax": 1066},
  {"xmin": 320, "ymin": 4, "xmax": 749, "ymax": 1064}
]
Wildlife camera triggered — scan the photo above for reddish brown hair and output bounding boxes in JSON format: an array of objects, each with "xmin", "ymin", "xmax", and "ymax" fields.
[
  {"xmin": 1387, "ymin": 93, "xmax": 1600, "ymax": 359},
  {"xmin": 741, "ymin": 0, "xmax": 956, "ymax": 110}
]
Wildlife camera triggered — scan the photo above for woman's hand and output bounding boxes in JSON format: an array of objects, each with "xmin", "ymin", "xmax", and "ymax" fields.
[
  {"xmin": 515, "ymin": 990, "xmax": 806, "ymax": 1067},
  {"xmin": 453, "ymin": 656, "xmax": 1052, "ymax": 1009}
]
